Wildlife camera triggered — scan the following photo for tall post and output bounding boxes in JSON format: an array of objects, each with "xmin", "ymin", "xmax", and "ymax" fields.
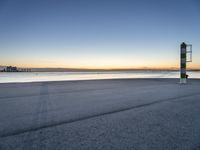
[{"xmin": 180, "ymin": 42, "xmax": 187, "ymax": 84}]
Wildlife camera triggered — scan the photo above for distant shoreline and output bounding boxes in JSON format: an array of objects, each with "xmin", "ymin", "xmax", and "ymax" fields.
[
  {"xmin": 1, "ymin": 65, "xmax": 200, "ymax": 72},
  {"xmin": 0, "ymin": 69, "xmax": 200, "ymax": 72},
  {"xmin": 0, "ymin": 78, "xmax": 200, "ymax": 85}
]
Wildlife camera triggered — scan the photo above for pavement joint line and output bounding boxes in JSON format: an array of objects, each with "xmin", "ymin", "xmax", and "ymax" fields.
[{"xmin": 1, "ymin": 92, "xmax": 200, "ymax": 138}]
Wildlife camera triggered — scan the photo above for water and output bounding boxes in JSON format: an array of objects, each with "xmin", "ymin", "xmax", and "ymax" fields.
[{"xmin": 0, "ymin": 71, "xmax": 200, "ymax": 83}]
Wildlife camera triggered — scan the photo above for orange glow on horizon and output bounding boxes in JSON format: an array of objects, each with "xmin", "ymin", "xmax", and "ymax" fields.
[
  {"xmin": 1, "ymin": 55, "xmax": 200, "ymax": 70},
  {"xmin": 1, "ymin": 62, "xmax": 199, "ymax": 70}
]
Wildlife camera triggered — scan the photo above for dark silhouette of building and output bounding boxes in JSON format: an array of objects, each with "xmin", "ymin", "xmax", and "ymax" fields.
[
  {"xmin": 5, "ymin": 66, "xmax": 18, "ymax": 72},
  {"xmin": 0, "ymin": 66, "xmax": 31, "ymax": 72}
]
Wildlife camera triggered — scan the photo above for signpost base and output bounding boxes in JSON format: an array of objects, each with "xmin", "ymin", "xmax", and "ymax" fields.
[{"xmin": 180, "ymin": 78, "xmax": 187, "ymax": 84}]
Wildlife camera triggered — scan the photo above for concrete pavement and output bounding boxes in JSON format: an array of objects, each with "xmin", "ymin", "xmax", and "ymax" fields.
[{"xmin": 0, "ymin": 79, "xmax": 200, "ymax": 150}]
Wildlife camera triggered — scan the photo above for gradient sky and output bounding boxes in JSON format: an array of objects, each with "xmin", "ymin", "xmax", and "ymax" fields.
[{"xmin": 0, "ymin": 0, "xmax": 200, "ymax": 69}]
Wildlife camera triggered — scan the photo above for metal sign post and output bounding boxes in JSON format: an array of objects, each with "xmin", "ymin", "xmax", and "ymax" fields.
[{"xmin": 180, "ymin": 42, "xmax": 192, "ymax": 84}]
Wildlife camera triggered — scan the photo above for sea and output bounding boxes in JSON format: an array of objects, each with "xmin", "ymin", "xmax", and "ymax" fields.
[{"xmin": 0, "ymin": 71, "xmax": 200, "ymax": 83}]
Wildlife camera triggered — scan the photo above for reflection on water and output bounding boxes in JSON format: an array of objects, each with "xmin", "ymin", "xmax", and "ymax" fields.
[{"xmin": 0, "ymin": 71, "xmax": 200, "ymax": 83}]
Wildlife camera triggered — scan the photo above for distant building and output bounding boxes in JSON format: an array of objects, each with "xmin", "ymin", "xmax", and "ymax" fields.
[
  {"xmin": 0, "ymin": 66, "xmax": 31, "ymax": 72},
  {"xmin": 19, "ymin": 68, "xmax": 31, "ymax": 72},
  {"xmin": 5, "ymin": 66, "xmax": 18, "ymax": 72}
]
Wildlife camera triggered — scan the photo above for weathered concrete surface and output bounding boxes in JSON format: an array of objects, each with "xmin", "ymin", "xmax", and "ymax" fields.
[{"xmin": 0, "ymin": 78, "xmax": 200, "ymax": 150}]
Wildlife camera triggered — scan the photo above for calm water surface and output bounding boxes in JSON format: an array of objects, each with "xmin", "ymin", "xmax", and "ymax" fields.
[{"xmin": 0, "ymin": 71, "xmax": 200, "ymax": 83}]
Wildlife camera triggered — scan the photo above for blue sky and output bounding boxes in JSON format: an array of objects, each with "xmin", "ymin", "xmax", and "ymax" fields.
[{"xmin": 0, "ymin": 0, "xmax": 200, "ymax": 69}]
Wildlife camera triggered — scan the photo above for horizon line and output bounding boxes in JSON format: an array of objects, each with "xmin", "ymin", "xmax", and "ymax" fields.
[{"xmin": 1, "ymin": 65, "xmax": 200, "ymax": 71}]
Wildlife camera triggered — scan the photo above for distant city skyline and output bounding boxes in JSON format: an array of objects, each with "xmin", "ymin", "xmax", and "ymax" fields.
[{"xmin": 0, "ymin": 0, "xmax": 200, "ymax": 69}]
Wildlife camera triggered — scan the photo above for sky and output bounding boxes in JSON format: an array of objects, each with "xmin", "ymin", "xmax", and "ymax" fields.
[{"xmin": 0, "ymin": 0, "xmax": 200, "ymax": 69}]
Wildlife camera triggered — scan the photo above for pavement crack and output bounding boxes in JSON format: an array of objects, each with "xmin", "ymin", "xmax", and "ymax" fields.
[{"xmin": 1, "ymin": 92, "xmax": 200, "ymax": 138}]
